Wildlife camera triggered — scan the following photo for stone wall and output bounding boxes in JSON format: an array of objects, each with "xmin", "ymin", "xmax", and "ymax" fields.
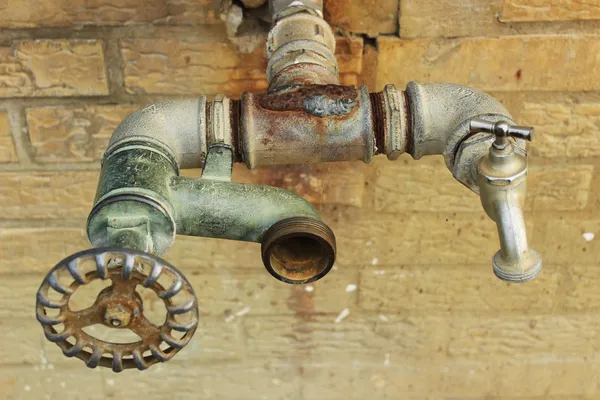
[{"xmin": 1, "ymin": 1, "xmax": 599, "ymax": 398}]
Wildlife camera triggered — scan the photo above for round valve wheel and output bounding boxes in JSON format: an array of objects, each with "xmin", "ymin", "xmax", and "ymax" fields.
[{"xmin": 35, "ymin": 248, "xmax": 199, "ymax": 372}]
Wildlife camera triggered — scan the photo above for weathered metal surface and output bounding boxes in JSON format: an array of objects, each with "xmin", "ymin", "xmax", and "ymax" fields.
[
  {"xmin": 370, "ymin": 91, "xmax": 386, "ymax": 155},
  {"xmin": 269, "ymin": 63, "xmax": 339, "ymax": 91},
  {"xmin": 270, "ymin": 0, "xmax": 324, "ymax": 21},
  {"xmin": 259, "ymin": 84, "xmax": 357, "ymax": 116},
  {"xmin": 261, "ymin": 216, "xmax": 336, "ymax": 284},
  {"xmin": 207, "ymin": 94, "xmax": 234, "ymax": 147},
  {"xmin": 88, "ymin": 144, "xmax": 177, "ymax": 256},
  {"xmin": 241, "ymin": 85, "xmax": 374, "ymax": 168},
  {"xmin": 172, "ymin": 145, "xmax": 337, "ymax": 282},
  {"xmin": 267, "ymin": 1, "xmax": 337, "ymax": 90},
  {"xmin": 381, "ymin": 84, "xmax": 408, "ymax": 159},
  {"xmin": 403, "ymin": 81, "xmax": 523, "ymax": 193},
  {"xmin": 108, "ymin": 99, "xmax": 208, "ymax": 169},
  {"xmin": 35, "ymin": 248, "xmax": 199, "ymax": 372},
  {"xmin": 200, "ymin": 144, "xmax": 234, "ymax": 182},
  {"xmin": 171, "ymin": 145, "xmax": 323, "ymax": 242}
]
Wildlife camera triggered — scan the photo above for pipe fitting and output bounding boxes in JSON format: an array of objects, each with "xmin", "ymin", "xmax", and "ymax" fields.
[
  {"xmin": 270, "ymin": 0, "xmax": 324, "ymax": 22},
  {"xmin": 169, "ymin": 145, "xmax": 337, "ymax": 283},
  {"xmin": 240, "ymin": 85, "xmax": 374, "ymax": 168},
  {"xmin": 266, "ymin": 0, "xmax": 337, "ymax": 90},
  {"xmin": 88, "ymin": 138, "xmax": 337, "ymax": 283},
  {"xmin": 401, "ymin": 82, "xmax": 528, "ymax": 193},
  {"xmin": 108, "ymin": 99, "xmax": 208, "ymax": 169},
  {"xmin": 377, "ymin": 84, "xmax": 409, "ymax": 159},
  {"xmin": 88, "ymin": 141, "xmax": 178, "ymax": 255},
  {"xmin": 207, "ymin": 94, "xmax": 234, "ymax": 147},
  {"xmin": 261, "ymin": 217, "xmax": 335, "ymax": 284}
]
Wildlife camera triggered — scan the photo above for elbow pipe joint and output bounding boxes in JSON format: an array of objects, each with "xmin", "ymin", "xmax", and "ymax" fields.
[{"xmin": 403, "ymin": 82, "xmax": 527, "ymax": 194}]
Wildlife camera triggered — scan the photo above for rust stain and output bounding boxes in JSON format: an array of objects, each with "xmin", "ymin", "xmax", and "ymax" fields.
[
  {"xmin": 255, "ymin": 164, "xmax": 325, "ymax": 204},
  {"xmin": 288, "ymin": 285, "xmax": 316, "ymax": 319},
  {"xmin": 258, "ymin": 84, "xmax": 357, "ymax": 112},
  {"xmin": 324, "ymin": 0, "xmax": 352, "ymax": 31},
  {"xmin": 286, "ymin": 285, "xmax": 316, "ymax": 363}
]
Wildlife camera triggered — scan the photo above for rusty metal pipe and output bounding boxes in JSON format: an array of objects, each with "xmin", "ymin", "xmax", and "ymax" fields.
[{"xmin": 240, "ymin": 85, "xmax": 374, "ymax": 168}]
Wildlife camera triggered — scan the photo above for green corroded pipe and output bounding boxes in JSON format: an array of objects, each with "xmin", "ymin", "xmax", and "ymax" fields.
[
  {"xmin": 88, "ymin": 143, "xmax": 336, "ymax": 284},
  {"xmin": 170, "ymin": 177, "xmax": 321, "ymax": 242}
]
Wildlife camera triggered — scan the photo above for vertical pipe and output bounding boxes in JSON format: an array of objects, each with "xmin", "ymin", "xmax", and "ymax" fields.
[
  {"xmin": 270, "ymin": 0, "xmax": 323, "ymax": 17},
  {"xmin": 267, "ymin": 0, "xmax": 338, "ymax": 90}
]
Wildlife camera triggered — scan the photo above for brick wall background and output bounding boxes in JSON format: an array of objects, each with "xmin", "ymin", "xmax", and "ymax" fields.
[{"xmin": 1, "ymin": 0, "xmax": 599, "ymax": 399}]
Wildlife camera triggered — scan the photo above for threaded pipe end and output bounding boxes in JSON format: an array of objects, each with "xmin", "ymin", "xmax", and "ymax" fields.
[
  {"xmin": 261, "ymin": 217, "xmax": 336, "ymax": 284},
  {"xmin": 492, "ymin": 250, "xmax": 542, "ymax": 283},
  {"xmin": 370, "ymin": 91, "xmax": 386, "ymax": 155}
]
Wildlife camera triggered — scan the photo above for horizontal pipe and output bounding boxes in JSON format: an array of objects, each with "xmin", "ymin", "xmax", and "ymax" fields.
[
  {"xmin": 240, "ymin": 85, "xmax": 374, "ymax": 168},
  {"xmin": 169, "ymin": 176, "xmax": 322, "ymax": 242}
]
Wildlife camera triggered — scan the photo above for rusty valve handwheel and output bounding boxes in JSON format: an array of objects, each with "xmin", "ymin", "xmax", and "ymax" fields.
[{"xmin": 35, "ymin": 248, "xmax": 199, "ymax": 372}]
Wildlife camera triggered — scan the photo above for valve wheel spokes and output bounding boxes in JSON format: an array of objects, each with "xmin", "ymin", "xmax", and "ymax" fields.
[{"xmin": 36, "ymin": 248, "xmax": 199, "ymax": 372}]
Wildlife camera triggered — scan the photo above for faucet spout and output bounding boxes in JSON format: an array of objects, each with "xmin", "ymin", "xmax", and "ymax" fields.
[{"xmin": 473, "ymin": 119, "xmax": 542, "ymax": 282}]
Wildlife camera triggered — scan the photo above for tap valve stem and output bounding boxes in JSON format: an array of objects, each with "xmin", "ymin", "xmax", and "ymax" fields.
[{"xmin": 470, "ymin": 119, "xmax": 534, "ymax": 149}]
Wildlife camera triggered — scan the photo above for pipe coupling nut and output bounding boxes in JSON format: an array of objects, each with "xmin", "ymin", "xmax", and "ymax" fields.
[
  {"xmin": 207, "ymin": 94, "xmax": 233, "ymax": 147},
  {"xmin": 382, "ymin": 84, "xmax": 408, "ymax": 160}
]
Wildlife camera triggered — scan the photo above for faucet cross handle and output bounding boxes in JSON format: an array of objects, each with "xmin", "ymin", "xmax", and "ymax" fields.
[{"xmin": 470, "ymin": 118, "xmax": 534, "ymax": 148}]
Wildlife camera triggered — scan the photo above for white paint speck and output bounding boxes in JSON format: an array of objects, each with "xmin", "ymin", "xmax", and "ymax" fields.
[
  {"xmin": 24, "ymin": 386, "xmax": 31, "ymax": 392},
  {"xmin": 365, "ymin": 241, "xmax": 372, "ymax": 247},
  {"xmin": 235, "ymin": 306, "xmax": 251, "ymax": 317},
  {"xmin": 60, "ymin": 382, "xmax": 66, "ymax": 389},
  {"xmin": 378, "ymin": 314, "xmax": 389, "ymax": 322},
  {"xmin": 305, "ymin": 285, "xmax": 314, "ymax": 292},
  {"xmin": 225, "ymin": 314, "xmax": 236, "ymax": 323},
  {"xmin": 384, "ymin": 353, "xmax": 391, "ymax": 367},
  {"xmin": 335, "ymin": 308, "xmax": 350, "ymax": 323},
  {"xmin": 345, "ymin": 284, "xmax": 357, "ymax": 292},
  {"xmin": 39, "ymin": 350, "xmax": 48, "ymax": 365},
  {"xmin": 371, "ymin": 258, "xmax": 379, "ymax": 266},
  {"xmin": 583, "ymin": 232, "xmax": 595, "ymax": 242},
  {"xmin": 374, "ymin": 270, "xmax": 385, "ymax": 275},
  {"xmin": 106, "ymin": 379, "xmax": 115, "ymax": 386}
]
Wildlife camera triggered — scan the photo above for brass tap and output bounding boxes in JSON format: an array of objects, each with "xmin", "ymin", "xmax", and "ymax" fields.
[{"xmin": 470, "ymin": 119, "xmax": 542, "ymax": 283}]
